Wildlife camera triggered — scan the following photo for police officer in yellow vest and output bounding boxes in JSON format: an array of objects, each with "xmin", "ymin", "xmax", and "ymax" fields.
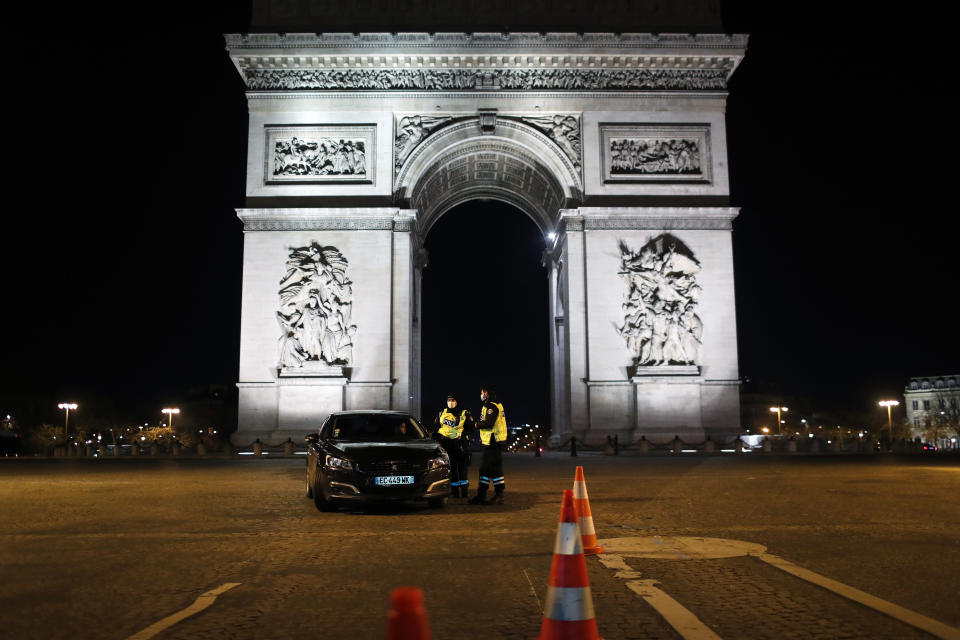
[
  {"xmin": 468, "ymin": 384, "xmax": 507, "ymax": 505},
  {"xmin": 432, "ymin": 393, "xmax": 473, "ymax": 497}
]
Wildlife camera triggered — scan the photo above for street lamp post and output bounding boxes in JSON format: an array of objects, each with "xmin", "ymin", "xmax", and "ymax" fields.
[
  {"xmin": 879, "ymin": 400, "xmax": 900, "ymax": 444},
  {"xmin": 58, "ymin": 403, "xmax": 78, "ymax": 437},
  {"xmin": 769, "ymin": 406, "xmax": 788, "ymax": 434},
  {"xmin": 161, "ymin": 408, "xmax": 180, "ymax": 431}
]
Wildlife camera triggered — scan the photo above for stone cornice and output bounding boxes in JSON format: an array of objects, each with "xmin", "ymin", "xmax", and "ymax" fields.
[
  {"xmin": 225, "ymin": 32, "xmax": 748, "ymax": 51},
  {"xmin": 555, "ymin": 208, "xmax": 741, "ymax": 233},
  {"xmin": 237, "ymin": 207, "xmax": 418, "ymax": 231},
  {"xmin": 577, "ymin": 206, "xmax": 739, "ymax": 230},
  {"xmin": 245, "ymin": 91, "xmax": 728, "ymax": 100},
  {"xmin": 225, "ymin": 32, "xmax": 747, "ymax": 91}
]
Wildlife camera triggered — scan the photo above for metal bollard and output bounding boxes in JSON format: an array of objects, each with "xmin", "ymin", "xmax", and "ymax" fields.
[
  {"xmin": 638, "ymin": 436, "xmax": 650, "ymax": 454},
  {"xmin": 604, "ymin": 436, "xmax": 615, "ymax": 456},
  {"xmin": 734, "ymin": 437, "xmax": 744, "ymax": 454},
  {"xmin": 762, "ymin": 437, "xmax": 772, "ymax": 453},
  {"xmin": 704, "ymin": 437, "xmax": 716, "ymax": 454},
  {"xmin": 151, "ymin": 440, "xmax": 161, "ymax": 456},
  {"xmin": 672, "ymin": 436, "xmax": 683, "ymax": 455},
  {"xmin": 131, "ymin": 443, "xmax": 139, "ymax": 456},
  {"xmin": 197, "ymin": 442, "xmax": 206, "ymax": 456},
  {"xmin": 283, "ymin": 438, "xmax": 294, "ymax": 456},
  {"xmin": 787, "ymin": 438, "xmax": 797, "ymax": 453},
  {"xmin": 253, "ymin": 439, "xmax": 263, "ymax": 456},
  {"xmin": 810, "ymin": 438, "xmax": 820, "ymax": 453},
  {"xmin": 570, "ymin": 436, "xmax": 577, "ymax": 457},
  {"xmin": 171, "ymin": 441, "xmax": 182, "ymax": 456},
  {"xmin": 613, "ymin": 434, "xmax": 619, "ymax": 455}
]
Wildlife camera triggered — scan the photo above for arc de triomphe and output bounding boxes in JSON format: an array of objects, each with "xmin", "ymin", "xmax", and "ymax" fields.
[{"xmin": 226, "ymin": 32, "xmax": 747, "ymax": 446}]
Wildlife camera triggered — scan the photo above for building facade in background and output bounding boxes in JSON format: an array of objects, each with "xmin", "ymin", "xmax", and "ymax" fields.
[{"xmin": 904, "ymin": 375, "xmax": 960, "ymax": 446}]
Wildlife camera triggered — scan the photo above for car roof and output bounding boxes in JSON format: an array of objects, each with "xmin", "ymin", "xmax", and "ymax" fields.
[{"xmin": 330, "ymin": 410, "xmax": 414, "ymax": 416}]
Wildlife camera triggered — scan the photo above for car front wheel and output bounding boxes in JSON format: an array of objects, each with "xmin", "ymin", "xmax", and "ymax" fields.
[
  {"xmin": 313, "ymin": 474, "xmax": 336, "ymax": 512},
  {"xmin": 305, "ymin": 463, "xmax": 314, "ymax": 499}
]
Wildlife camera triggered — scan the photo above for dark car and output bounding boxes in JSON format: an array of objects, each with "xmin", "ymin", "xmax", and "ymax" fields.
[{"xmin": 305, "ymin": 411, "xmax": 450, "ymax": 511}]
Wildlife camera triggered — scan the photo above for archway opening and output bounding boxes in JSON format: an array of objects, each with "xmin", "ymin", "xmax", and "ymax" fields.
[{"xmin": 419, "ymin": 200, "xmax": 550, "ymax": 432}]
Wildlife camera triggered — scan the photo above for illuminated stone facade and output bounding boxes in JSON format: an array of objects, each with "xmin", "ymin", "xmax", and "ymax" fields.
[{"xmin": 227, "ymin": 32, "xmax": 748, "ymax": 445}]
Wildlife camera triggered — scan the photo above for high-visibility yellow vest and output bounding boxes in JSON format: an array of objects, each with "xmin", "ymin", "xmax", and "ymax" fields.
[
  {"xmin": 479, "ymin": 401, "xmax": 507, "ymax": 445},
  {"xmin": 437, "ymin": 408, "xmax": 467, "ymax": 439}
]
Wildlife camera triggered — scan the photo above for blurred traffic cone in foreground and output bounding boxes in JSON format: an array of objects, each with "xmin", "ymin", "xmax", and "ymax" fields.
[
  {"xmin": 386, "ymin": 587, "xmax": 431, "ymax": 640},
  {"xmin": 573, "ymin": 466, "xmax": 604, "ymax": 555},
  {"xmin": 537, "ymin": 489, "xmax": 603, "ymax": 640}
]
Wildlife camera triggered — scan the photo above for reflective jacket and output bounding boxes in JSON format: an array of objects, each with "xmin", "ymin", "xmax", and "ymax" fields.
[
  {"xmin": 436, "ymin": 407, "xmax": 469, "ymax": 439},
  {"xmin": 478, "ymin": 400, "xmax": 507, "ymax": 445}
]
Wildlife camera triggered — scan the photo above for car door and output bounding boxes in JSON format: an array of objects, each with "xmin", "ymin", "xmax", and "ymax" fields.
[{"xmin": 305, "ymin": 417, "xmax": 330, "ymax": 484}]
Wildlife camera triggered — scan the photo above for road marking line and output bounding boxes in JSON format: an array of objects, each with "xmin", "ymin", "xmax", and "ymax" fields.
[
  {"xmin": 625, "ymin": 579, "xmax": 723, "ymax": 640},
  {"xmin": 522, "ymin": 568, "xmax": 543, "ymax": 612},
  {"xmin": 758, "ymin": 554, "xmax": 960, "ymax": 640},
  {"xmin": 126, "ymin": 582, "xmax": 241, "ymax": 640},
  {"xmin": 597, "ymin": 553, "xmax": 722, "ymax": 640}
]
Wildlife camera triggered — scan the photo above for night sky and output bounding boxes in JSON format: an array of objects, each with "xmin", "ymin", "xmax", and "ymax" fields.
[{"xmin": 2, "ymin": 2, "xmax": 954, "ymax": 432}]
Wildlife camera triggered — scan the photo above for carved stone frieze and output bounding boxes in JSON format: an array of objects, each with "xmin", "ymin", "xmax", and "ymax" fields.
[
  {"xmin": 244, "ymin": 68, "xmax": 729, "ymax": 92},
  {"xmin": 265, "ymin": 126, "xmax": 376, "ymax": 184},
  {"xmin": 274, "ymin": 136, "xmax": 366, "ymax": 177},
  {"xmin": 601, "ymin": 125, "xmax": 711, "ymax": 183},
  {"xmin": 277, "ymin": 243, "xmax": 357, "ymax": 369},
  {"xmin": 618, "ymin": 234, "xmax": 702, "ymax": 368}
]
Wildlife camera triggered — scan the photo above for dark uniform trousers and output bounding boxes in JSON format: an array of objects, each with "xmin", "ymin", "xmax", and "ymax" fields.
[
  {"xmin": 437, "ymin": 435, "xmax": 469, "ymax": 492},
  {"xmin": 477, "ymin": 441, "xmax": 505, "ymax": 497}
]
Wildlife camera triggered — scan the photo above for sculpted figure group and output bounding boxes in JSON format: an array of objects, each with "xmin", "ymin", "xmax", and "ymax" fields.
[
  {"xmin": 274, "ymin": 137, "xmax": 366, "ymax": 176},
  {"xmin": 618, "ymin": 235, "xmax": 703, "ymax": 367},
  {"xmin": 246, "ymin": 68, "xmax": 729, "ymax": 92},
  {"xmin": 277, "ymin": 244, "xmax": 357, "ymax": 368},
  {"xmin": 610, "ymin": 138, "xmax": 700, "ymax": 175}
]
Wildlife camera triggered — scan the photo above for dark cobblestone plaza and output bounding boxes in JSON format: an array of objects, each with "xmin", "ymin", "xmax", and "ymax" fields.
[{"xmin": 1, "ymin": 454, "xmax": 957, "ymax": 639}]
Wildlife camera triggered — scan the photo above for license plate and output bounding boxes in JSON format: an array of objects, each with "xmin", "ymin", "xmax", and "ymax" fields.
[{"xmin": 375, "ymin": 475, "xmax": 414, "ymax": 486}]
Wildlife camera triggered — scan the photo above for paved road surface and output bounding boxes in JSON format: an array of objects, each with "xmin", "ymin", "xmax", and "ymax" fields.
[{"xmin": 1, "ymin": 454, "xmax": 958, "ymax": 639}]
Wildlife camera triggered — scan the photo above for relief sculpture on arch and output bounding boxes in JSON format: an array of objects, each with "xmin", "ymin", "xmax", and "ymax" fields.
[
  {"xmin": 618, "ymin": 234, "xmax": 703, "ymax": 369},
  {"xmin": 277, "ymin": 243, "xmax": 357, "ymax": 369}
]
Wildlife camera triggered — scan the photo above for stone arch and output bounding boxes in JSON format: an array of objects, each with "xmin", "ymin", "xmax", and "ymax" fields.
[{"xmin": 395, "ymin": 117, "xmax": 582, "ymax": 235}]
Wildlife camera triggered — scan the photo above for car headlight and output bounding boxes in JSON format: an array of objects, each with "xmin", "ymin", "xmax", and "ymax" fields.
[
  {"xmin": 324, "ymin": 455, "xmax": 353, "ymax": 470},
  {"xmin": 427, "ymin": 455, "xmax": 449, "ymax": 471}
]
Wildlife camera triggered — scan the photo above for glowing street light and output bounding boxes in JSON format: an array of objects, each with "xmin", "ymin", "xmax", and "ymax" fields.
[
  {"xmin": 879, "ymin": 400, "xmax": 900, "ymax": 442},
  {"xmin": 769, "ymin": 406, "xmax": 788, "ymax": 434},
  {"xmin": 161, "ymin": 408, "xmax": 180, "ymax": 430},
  {"xmin": 58, "ymin": 403, "xmax": 78, "ymax": 437}
]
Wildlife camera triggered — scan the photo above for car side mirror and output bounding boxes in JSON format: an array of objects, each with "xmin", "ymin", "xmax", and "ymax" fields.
[{"xmin": 304, "ymin": 433, "xmax": 319, "ymax": 444}]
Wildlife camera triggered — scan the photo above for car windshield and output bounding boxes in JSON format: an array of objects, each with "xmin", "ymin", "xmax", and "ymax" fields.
[{"xmin": 325, "ymin": 414, "xmax": 426, "ymax": 441}]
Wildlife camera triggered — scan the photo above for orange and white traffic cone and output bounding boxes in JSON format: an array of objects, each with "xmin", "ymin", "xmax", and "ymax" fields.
[
  {"xmin": 386, "ymin": 587, "xmax": 431, "ymax": 640},
  {"xmin": 573, "ymin": 466, "xmax": 604, "ymax": 555},
  {"xmin": 537, "ymin": 489, "xmax": 603, "ymax": 640}
]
